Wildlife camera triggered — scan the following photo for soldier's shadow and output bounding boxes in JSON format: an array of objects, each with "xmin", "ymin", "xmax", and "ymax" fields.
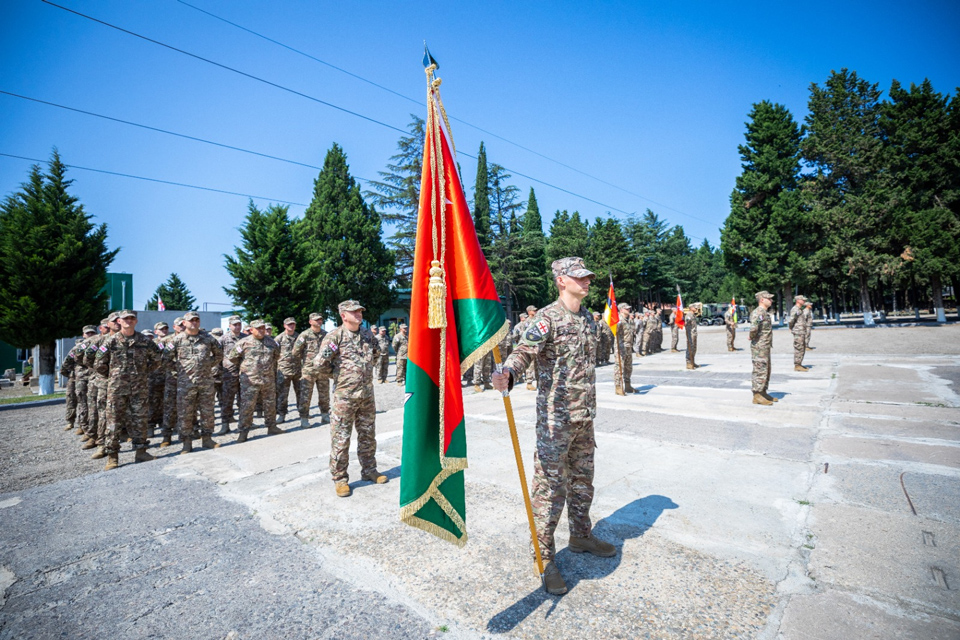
[{"xmin": 486, "ymin": 494, "xmax": 678, "ymax": 633}]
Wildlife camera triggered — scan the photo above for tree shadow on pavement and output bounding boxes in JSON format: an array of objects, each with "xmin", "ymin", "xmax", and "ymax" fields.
[{"xmin": 486, "ymin": 494, "xmax": 679, "ymax": 633}]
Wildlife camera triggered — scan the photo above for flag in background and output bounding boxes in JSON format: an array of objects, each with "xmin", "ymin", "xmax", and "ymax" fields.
[
  {"xmin": 157, "ymin": 296, "xmax": 165, "ymax": 312},
  {"xmin": 731, "ymin": 297, "xmax": 738, "ymax": 323},
  {"xmin": 603, "ymin": 278, "xmax": 619, "ymax": 335},
  {"xmin": 676, "ymin": 292, "xmax": 685, "ymax": 329},
  {"xmin": 399, "ymin": 60, "xmax": 508, "ymax": 547}
]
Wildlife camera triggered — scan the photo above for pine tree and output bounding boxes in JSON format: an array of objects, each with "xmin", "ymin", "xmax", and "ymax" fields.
[
  {"xmin": 517, "ymin": 188, "xmax": 550, "ymax": 308},
  {"xmin": 802, "ymin": 69, "xmax": 889, "ymax": 325},
  {"xmin": 585, "ymin": 218, "xmax": 640, "ymax": 310},
  {"xmin": 147, "ymin": 273, "xmax": 197, "ymax": 311},
  {"xmin": 222, "ymin": 202, "xmax": 315, "ymax": 327},
  {"xmin": 299, "ymin": 143, "xmax": 394, "ymax": 321},
  {"xmin": 662, "ymin": 226, "xmax": 695, "ymax": 298},
  {"xmin": 624, "ymin": 209, "xmax": 669, "ymax": 302},
  {"xmin": 472, "ymin": 142, "xmax": 492, "ymax": 257},
  {"xmin": 365, "ymin": 115, "xmax": 424, "ymax": 285},
  {"xmin": 546, "ymin": 210, "xmax": 590, "ymax": 267},
  {"xmin": 0, "ymin": 150, "xmax": 117, "ymax": 389},
  {"xmin": 486, "ymin": 165, "xmax": 533, "ymax": 318}
]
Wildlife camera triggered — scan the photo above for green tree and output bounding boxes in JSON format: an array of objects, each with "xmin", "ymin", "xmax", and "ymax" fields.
[
  {"xmin": 585, "ymin": 217, "xmax": 640, "ymax": 310},
  {"xmin": 624, "ymin": 209, "xmax": 669, "ymax": 302},
  {"xmin": 486, "ymin": 164, "xmax": 534, "ymax": 318},
  {"xmin": 299, "ymin": 143, "xmax": 395, "ymax": 321},
  {"xmin": 147, "ymin": 273, "xmax": 197, "ymax": 311},
  {"xmin": 802, "ymin": 69, "xmax": 889, "ymax": 325},
  {"xmin": 546, "ymin": 210, "xmax": 590, "ymax": 267},
  {"xmin": 661, "ymin": 225, "xmax": 695, "ymax": 297},
  {"xmin": 472, "ymin": 142, "xmax": 492, "ymax": 257},
  {"xmin": 222, "ymin": 201, "xmax": 315, "ymax": 327},
  {"xmin": 882, "ymin": 79, "xmax": 960, "ymax": 322},
  {"xmin": 517, "ymin": 188, "xmax": 550, "ymax": 308},
  {"xmin": 0, "ymin": 150, "xmax": 117, "ymax": 391},
  {"xmin": 722, "ymin": 100, "xmax": 810, "ymax": 321},
  {"xmin": 365, "ymin": 115, "xmax": 424, "ymax": 285}
]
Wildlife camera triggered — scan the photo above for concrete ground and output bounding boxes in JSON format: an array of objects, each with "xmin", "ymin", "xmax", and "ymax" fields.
[{"xmin": 1, "ymin": 323, "xmax": 958, "ymax": 639}]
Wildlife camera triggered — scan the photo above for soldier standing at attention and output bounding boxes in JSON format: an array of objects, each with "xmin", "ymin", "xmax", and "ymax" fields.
[
  {"xmin": 158, "ymin": 318, "xmax": 183, "ymax": 446},
  {"xmin": 492, "ymin": 257, "xmax": 614, "ymax": 596},
  {"xmin": 275, "ymin": 317, "xmax": 301, "ymax": 424},
  {"xmin": 171, "ymin": 311, "xmax": 223, "ymax": 453},
  {"xmin": 392, "ymin": 323, "xmax": 409, "ymax": 385},
  {"xmin": 95, "ymin": 310, "xmax": 162, "ymax": 470},
  {"xmin": 803, "ymin": 301, "xmax": 814, "ymax": 350},
  {"xmin": 315, "ymin": 300, "xmax": 386, "ymax": 497},
  {"xmin": 294, "ymin": 313, "xmax": 331, "ymax": 428},
  {"xmin": 670, "ymin": 305, "xmax": 681, "ymax": 353},
  {"xmin": 60, "ymin": 327, "xmax": 96, "ymax": 440},
  {"xmin": 376, "ymin": 326, "xmax": 391, "ymax": 384},
  {"xmin": 219, "ymin": 316, "xmax": 244, "ymax": 432},
  {"xmin": 724, "ymin": 302, "xmax": 738, "ymax": 351},
  {"xmin": 616, "ymin": 304, "xmax": 636, "ymax": 392},
  {"xmin": 228, "ymin": 319, "xmax": 282, "ymax": 443},
  {"xmin": 788, "ymin": 295, "xmax": 809, "ymax": 372},
  {"xmin": 750, "ymin": 291, "xmax": 776, "ymax": 405},
  {"xmin": 513, "ymin": 305, "xmax": 539, "ymax": 390},
  {"xmin": 684, "ymin": 303, "xmax": 701, "ymax": 370},
  {"xmin": 147, "ymin": 322, "xmax": 168, "ymax": 437},
  {"xmin": 86, "ymin": 314, "xmax": 118, "ymax": 460},
  {"xmin": 597, "ymin": 312, "xmax": 613, "ymax": 365}
]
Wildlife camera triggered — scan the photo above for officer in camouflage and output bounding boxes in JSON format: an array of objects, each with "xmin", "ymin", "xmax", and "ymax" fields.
[
  {"xmin": 492, "ymin": 257, "xmax": 615, "ymax": 596},
  {"xmin": 275, "ymin": 317, "xmax": 301, "ymax": 423},
  {"xmin": 788, "ymin": 295, "xmax": 809, "ymax": 372},
  {"xmin": 615, "ymin": 303, "xmax": 635, "ymax": 393},
  {"xmin": 170, "ymin": 311, "xmax": 223, "ymax": 453},
  {"xmin": 85, "ymin": 314, "xmax": 119, "ymax": 460},
  {"xmin": 803, "ymin": 300, "xmax": 814, "ymax": 350},
  {"xmin": 669, "ymin": 305, "xmax": 681, "ymax": 352},
  {"xmin": 148, "ymin": 322, "xmax": 168, "ymax": 436},
  {"xmin": 376, "ymin": 326, "xmax": 391, "ymax": 383},
  {"xmin": 294, "ymin": 312, "xmax": 331, "ymax": 428},
  {"xmin": 219, "ymin": 315, "xmax": 244, "ymax": 432},
  {"xmin": 315, "ymin": 300, "xmax": 386, "ymax": 497},
  {"xmin": 750, "ymin": 291, "xmax": 776, "ymax": 405},
  {"xmin": 228, "ymin": 319, "xmax": 282, "ymax": 443},
  {"xmin": 60, "ymin": 326, "xmax": 96, "ymax": 442},
  {"xmin": 392, "ymin": 323, "xmax": 408, "ymax": 385},
  {"xmin": 512, "ymin": 305, "xmax": 539, "ymax": 389},
  {"xmin": 684, "ymin": 302, "xmax": 701, "ymax": 370},
  {"xmin": 724, "ymin": 302, "xmax": 737, "ymax": 351},
  {"xmin": 94, "ymin": 310, "xmax": 163, "ymax": 471}
]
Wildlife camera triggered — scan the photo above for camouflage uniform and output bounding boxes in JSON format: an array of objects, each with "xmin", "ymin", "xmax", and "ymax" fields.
[
  {"xmin": 472, "ymin": 351, "xmax": 493, "ymax": 388},
  {"xmin": 598, "ymin": 320, "xmax": 613, "ymax": 364},
  {"xmin": 497, "ymin": 320, "xmax": 513, "ymax": 360},
  {"xmin": 148, "ymin": 324, "xmax": 168, "ymax": 429},
  {"xmin": 316, "ymin": 321, "xmax": 381, "ymax": 484},
  {"xmin": 95, "ymin": 330, "xmax": 162, "ymax": 454},
  {"xmin": 750, "ymin": 302, "xmax": 773, "ymax": 394},
  {"xmin": 803, "ymin": 304, "xmax": 814, "ymax": 349},
  {"xmin": 294, "ymin": 327, "xmax": 331, "ymax": 420},
  {"xmin": 503, "ymin": 297, "xmax": 599, "ymax": 563},
  {"xmin": 275, "ymin": 329, "xmax": 301, "ymax": 420},
  {"xmin": 724, "ymin": 306, "xmax": 737, "ymax": 351},
  {"xmin": 219, "ymin": 328, "xmax": 244, "ymax": 424},
  {"xmin": 84, "ymin": 329, "xmax": 112, "ymax": 446},
  {"xmin": 228, "ymin": 330, "xmax": 280, "ymax": 434},
  {"xmin": 670, "ymin": 309, "xmax": 681, "ymax": 351},
  {"xmin": 376, "ymin": 330, "xmax": 391, "ymax": 383},
  {"xmin": 788, "ymin": 302, "xmax": 806, "ymax": 366},
  {"xmin": 59, "ymin": 338, "xmax": 89, "ymax": 432},
  {"xmin": 159, "ymin": 332, "xmax": 180, "ymax": 439},
  {"xmin": 615, "ymin": 307, "xmax": 635, "ymax": 391},
  {"xmin": 640, "ymin": 311, "xmax": 656, "ymax": 355},
  {"xmin": 684, "ymin": 308, "xmax": 699, "ymax": 367},
  {"xmin": 513, "ymin": 309, "xmax": 539, "ymax": 384},
  {"xmin": 392, "ymin": 330, "xmax": 409, "ymax": 384},
  {"xmin": 171, "ymin": 329, "xmax": 222, "ymax": 438}
]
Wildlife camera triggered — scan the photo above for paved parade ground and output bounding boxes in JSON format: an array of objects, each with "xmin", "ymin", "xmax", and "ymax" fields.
[{"xmin": 1, "ymin": 322, "xmax": 958, "ymax": 639}]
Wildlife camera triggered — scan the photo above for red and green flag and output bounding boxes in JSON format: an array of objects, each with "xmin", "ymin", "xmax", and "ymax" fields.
[
  {"xmin": 731, "ymin": 297, "xmax": 738, "ymax": 323},
  {"xmin": 603, "ymin": 278, "xmax": 619, "ymax": 336},
  {"xmin": 399, "ymin": 59, "xmax": 508, "ymax": 547},
  {"xmin": 676, "ymin": 291, "xmax": 685, "ymax": 329}
]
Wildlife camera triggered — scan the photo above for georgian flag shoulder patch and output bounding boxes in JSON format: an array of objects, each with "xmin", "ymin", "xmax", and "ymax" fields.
[
  {"xmin": 535, "ymin": 320, "xmax": 549, "ymax": 335},
  {"xmin": 329, "ymin": 342, "xmax": 338, "ymax": 351},
  {"xmin": 99, "ymin": 345, "xmax": 108, "ymax": 352}
]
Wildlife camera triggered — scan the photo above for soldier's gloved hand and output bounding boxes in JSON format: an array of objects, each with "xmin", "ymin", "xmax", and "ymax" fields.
[{"xmin": 491, "ymin": 368, "xmax": 512, "ymax": 393}]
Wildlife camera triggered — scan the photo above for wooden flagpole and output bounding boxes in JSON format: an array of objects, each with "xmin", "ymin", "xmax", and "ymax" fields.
[{"xmin": 492, "ymin": 345, "xmax": 545, "ymax": 579}]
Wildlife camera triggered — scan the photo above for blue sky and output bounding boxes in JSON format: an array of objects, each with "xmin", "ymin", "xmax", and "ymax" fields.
[{"xmin": 2, "ymin": 1, "xmax": 958, "ymax": 309}]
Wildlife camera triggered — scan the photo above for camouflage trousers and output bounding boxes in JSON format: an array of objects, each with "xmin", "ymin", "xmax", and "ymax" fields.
[
  {"xmin": 793, "ymin": 332, "xmax": 806, "ymax": 366},
  {"xmin": 148, "ymin": 372, "xmax": 165, "ymax": 426},
  {"xmin": 238, "ymin": 379, "xmax": 276, "ymax": 432},
  {"xmin": 75, "ymin": 379, "xmax": 91, "ymax": 436},
  {"xmin": 640, "ymin": 331, "xmax": 653, "ymax": 355},
  {"xmin": 726, "ymin": 325, "xmax": 736, "ymax": 350},
  {"xmin": 329, "ymin": 393, "xmax": 378, "ymax": 484},
  {"xmin": 88, "ymin": 378, "xmax": 107, "ymax": 445},
  {"xmin": 524, "ymin": 360, "xmax": 537, "ymax": 384},
  {"xmin": 472, "ymin": 352, "xmax": 492, "ymax": 386},
  {"xmin": 377, "ymin": 355, "xmax": 389, "ymax": 383},
  {"xmin": 178, "ymin": 381, "xmax": 216, "ymax": 438},
  {"xmin": 220, "ymin": 370, "xmax": 241, "ymax": 423},
  {"xmin": 162, "ymin": 372, "xmax": 178, "ymax": 437},
  {"xmin": 805, "ymin": 330, "xmax": 812, "ymax": 349},
  {"xmin": 751, "ymin": 346, "xmax": 771, "ymax": 393},
  {"xmin": 671, "ymin": 325, "xmax": 679, "ymax": 350},
  {"xmin": 275, "ymin": 370, "xmax": 301, "ymax": 418},
  {"xmin": 685, "ymin": 327, "xmax": 698, "ymax": 365},
  {"xmin": 396, "ymin": 356, "xmax": 408, "ymax": 384},
  {"xmin": 598, "ymin": 337, "xmax": 611, "ymax": 364},
  {"xmin": 105, "ymin": 384, "xmax": 150, "ymax": 454},
  {"xmin": 298, "ymin": 373, "xmax": 330, "ymax": 418},
  {"xmin": 65, "ymin": 378, "xmax": 77, "ymax": 426},
  {"xmin": 615, "ymin": 345, "xmax": 633, "ymax": 389},
  {"xmin": 531, "ymin": 418, "xmax": 596, "ymax": 562}
]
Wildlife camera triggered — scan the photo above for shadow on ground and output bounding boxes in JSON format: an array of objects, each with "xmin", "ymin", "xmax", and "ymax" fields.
[{"xmin": 487, "ymin": 494, "xmax": 678, "ymax": 633}]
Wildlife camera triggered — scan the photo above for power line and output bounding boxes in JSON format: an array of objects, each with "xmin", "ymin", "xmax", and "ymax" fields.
[
  {"xmin": 0, "ymin": 152, "xmax": 307, "ymax": 206},
  {"xmin": 173, "ymin": 0, "xmax": 715, "ymax": 227}
]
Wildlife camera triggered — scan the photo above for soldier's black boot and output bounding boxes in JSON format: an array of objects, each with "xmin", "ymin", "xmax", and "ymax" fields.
[
  {"xmin": 134, "ymin": 448, "xmax": 155, "ymax": 463},
  {"xmin": 266, "ymin": 424, "xmax": 284, "ymax": 436},
  {"xmin": 236, "ymin": 431, "xmax": 248, "ymax": 444},
  {"xmin": 180, "ymin": 438, "xmax": 193, "ymax": 455}
]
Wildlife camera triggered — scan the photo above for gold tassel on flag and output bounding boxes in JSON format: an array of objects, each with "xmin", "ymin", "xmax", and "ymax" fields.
[{"xmin": 427, "ymin": 260, "xmax": 447, "ymax": 329}]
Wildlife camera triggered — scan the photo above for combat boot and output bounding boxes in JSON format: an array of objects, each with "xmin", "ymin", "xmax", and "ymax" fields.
[
  {"xmin": 762, "ymin": 392, "xmax": 779, "ymax": 403},
  {"xmin": 319, "ymin": 413, "xmax": 330, "ymax": 425},
  {"xmin": 299, "ymin": 417, "xmax": 310, "ymax": 429},
  {"xmin": 728, "ymin": 347, "xmax": 736, "ymax": 352},
  {"xmin": 64, "ymin": 423, "xmax": 75, "ymax": 431},
  {"xmin": 181, "ymin": 438, "xmax": 193, "ymax": 454},
  {"xmin": 91, "ymin": 446, "xmax": 106, "ymax": 460},
  {"xmin": 159, "ymin": 434, "xmax": 172, "ymax": 448},
  {"xmin": 542, "ymin": 561, "xmax": 567, "ymax": 595},
  {"xmin": 362, "ymin": 470, "xmax": 388, "ymax": 484},
  {"xmin": 794, "ymin": 364, "xmax": 809, "ymax": 372},
  {"xmin": 266, "ymin": 424, "xmax": 284, "ymax": 436},
  {"xmin": 473, "ymin": 385, "xmax": 483, "ymax": 393},
  {"xmin": 483, "ymin": 383, "xmax": 494, "ymax": 390},
  {"xmin": 686, "ymin": 363, "xmax": 696, "ymax": 370},
  {"xmin": 81, "ymin": 439, "xmax": 97, "ymax": 450},
  {"xmin": 134, "ymin": 448, "xmax": 155, "ymax": 463},
  {"xmin": 74, "ymin": 427, "xmax": 84, "ymax": 435},
  {"xmin": 624, "ymin": 386, "xmax": 636, "ymax": 394},
  {"xmin": 753, "ymin": 393, "xmax": 773, "ymax": 405},
  {"xmin": 104, "ymin": 453, "xmax": 119, "ymax": 471},
  {"xmin": 277, "ymin": 414, "xmax": 285, "ymax": 424},
  {"xmin": 671, "ymin": 348, "xmax": 680, "ymax": 353},
  {"xmin": 335, "ymin": 483, "xmax": 352, "ymax": 497},
  {"xmin": 569, "ymin": 535, "xmax": 617, "ymax": 557},
  {"xmin": 214, "ymin": 422, "xmax": 231, "ymax": 436},
  {"xmin": 235, "ymin": 431, "xmax": 248, "ymax": 444},
  {"xmin": 201, "ymin": 435, "xmax": 220, "ymax": 449},
  {"xmin": 526, "ymin": 382, "xmax": 535, "ymax": 391}
]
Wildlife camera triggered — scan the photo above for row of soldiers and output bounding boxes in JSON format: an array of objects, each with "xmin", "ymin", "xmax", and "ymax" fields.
[{"xmin": 60, "ymin": 307, "xmax": 411, "ymax": 472}]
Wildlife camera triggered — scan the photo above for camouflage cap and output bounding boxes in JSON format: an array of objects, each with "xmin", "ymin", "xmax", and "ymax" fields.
[
  {"xmin": 82, "ymin": 325, "xmax": 97, "ymax": 334},
  {"xmin": 526, "ymin": 305, "xmax": 537, "ymax": 313},
  {"xmin": 619, "ymin": 303, "xmax": 632, "ymax": 311},
  {"xmin": 107, "ymin": 312, "xmax": 120, "ymax": 323},
  {"xmin": 118, "ymin": 309, "xmax": 137, "ymax": 319},
  {"xmin": 210, "ymin": 327, "xmax": 223, "ymax": 336},
  {"xmin": 338, "ymin": 300, "xmax": 365, "ymax": 313},
  {"xmin": 551, "ymin": 256, "xmax": 596, "ymax": 280},
  {"xmin": 309, "ymin": 312, "xmax": 323, "ymax": 321},
  {"xmin": 141, "ymin": 330, "xmax": 154, "ymax": 336},
  {"xmin": 100, "ymin": 318, "xmax": 110, "ymax": 326},
  {"xmin": 399, "ymin": 323, "xmax": 408, "ymax": 329},
  {"xmin": 183, "ymin": 311, "xmax": 200, "ymax": 321},
  {"xmin": 228, "ymin": 315, "xmax": 242, "ymax": 325},
  {"xmin": 804, "ymin": 300, "xmax": 813, "ymax": 306},
  {"xmin": 154, "ymin": 321, "xmax": 168, "ymax": 330},
  {"xmin": 794, "ymin": 294, "xmax": 806, "ymax": 302},
  {"xmin": 283, "ymin": 317, "xmax": 296, "ymax": 325},
  {"xmin": 755, "ymin": 290, "xmax": 774, "ymax": 301},
  {"xmin": 690, "ymin": 302, "xmax": 703, "ymax": 309},
  {"xmin": 249, "ymin": 319, "xmax": 266, "ymax": 329},
  {"xmin": 174, "ymin": 316, "xmax": 185, "ymax": 326},
  {"xmin": 378, "ymin": 326, "xmax": 387, "ymax": 331}
]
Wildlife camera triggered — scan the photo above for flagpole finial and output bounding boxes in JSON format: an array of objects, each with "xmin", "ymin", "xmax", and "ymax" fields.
[{"xmin": 423, "ymin": 43, "xmax": 439, "ymax": 70}]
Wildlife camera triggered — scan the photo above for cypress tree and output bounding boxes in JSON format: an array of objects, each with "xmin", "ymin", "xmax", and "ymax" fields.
[
  {"xmin": 472, "ymin": 142, "xmax": 492, "ymax": 257},
  {"xmin": 223, "ymin": 202, "xmax": 315, "ymax": 327},
  {"xmin": 146, "ymin": 273, "xmax": 197, "ymax": 311},
  {"xmin": 517, "ymin": 188, "xmax": 550, "ymax": 308},
  {"xmin": 585, "ymin": 217, "xmax": 640, "ymax": 310},
  {"xmin": 0, "ymin": 150, "xmax": 117, "ymax": 391},
  {"xmin": 299, "ymin": 143, "xmax": 394, "ymax": 321},
  {"xmin": 546, "ymin": 210, "xmax": 590, "ymax": 266}
]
